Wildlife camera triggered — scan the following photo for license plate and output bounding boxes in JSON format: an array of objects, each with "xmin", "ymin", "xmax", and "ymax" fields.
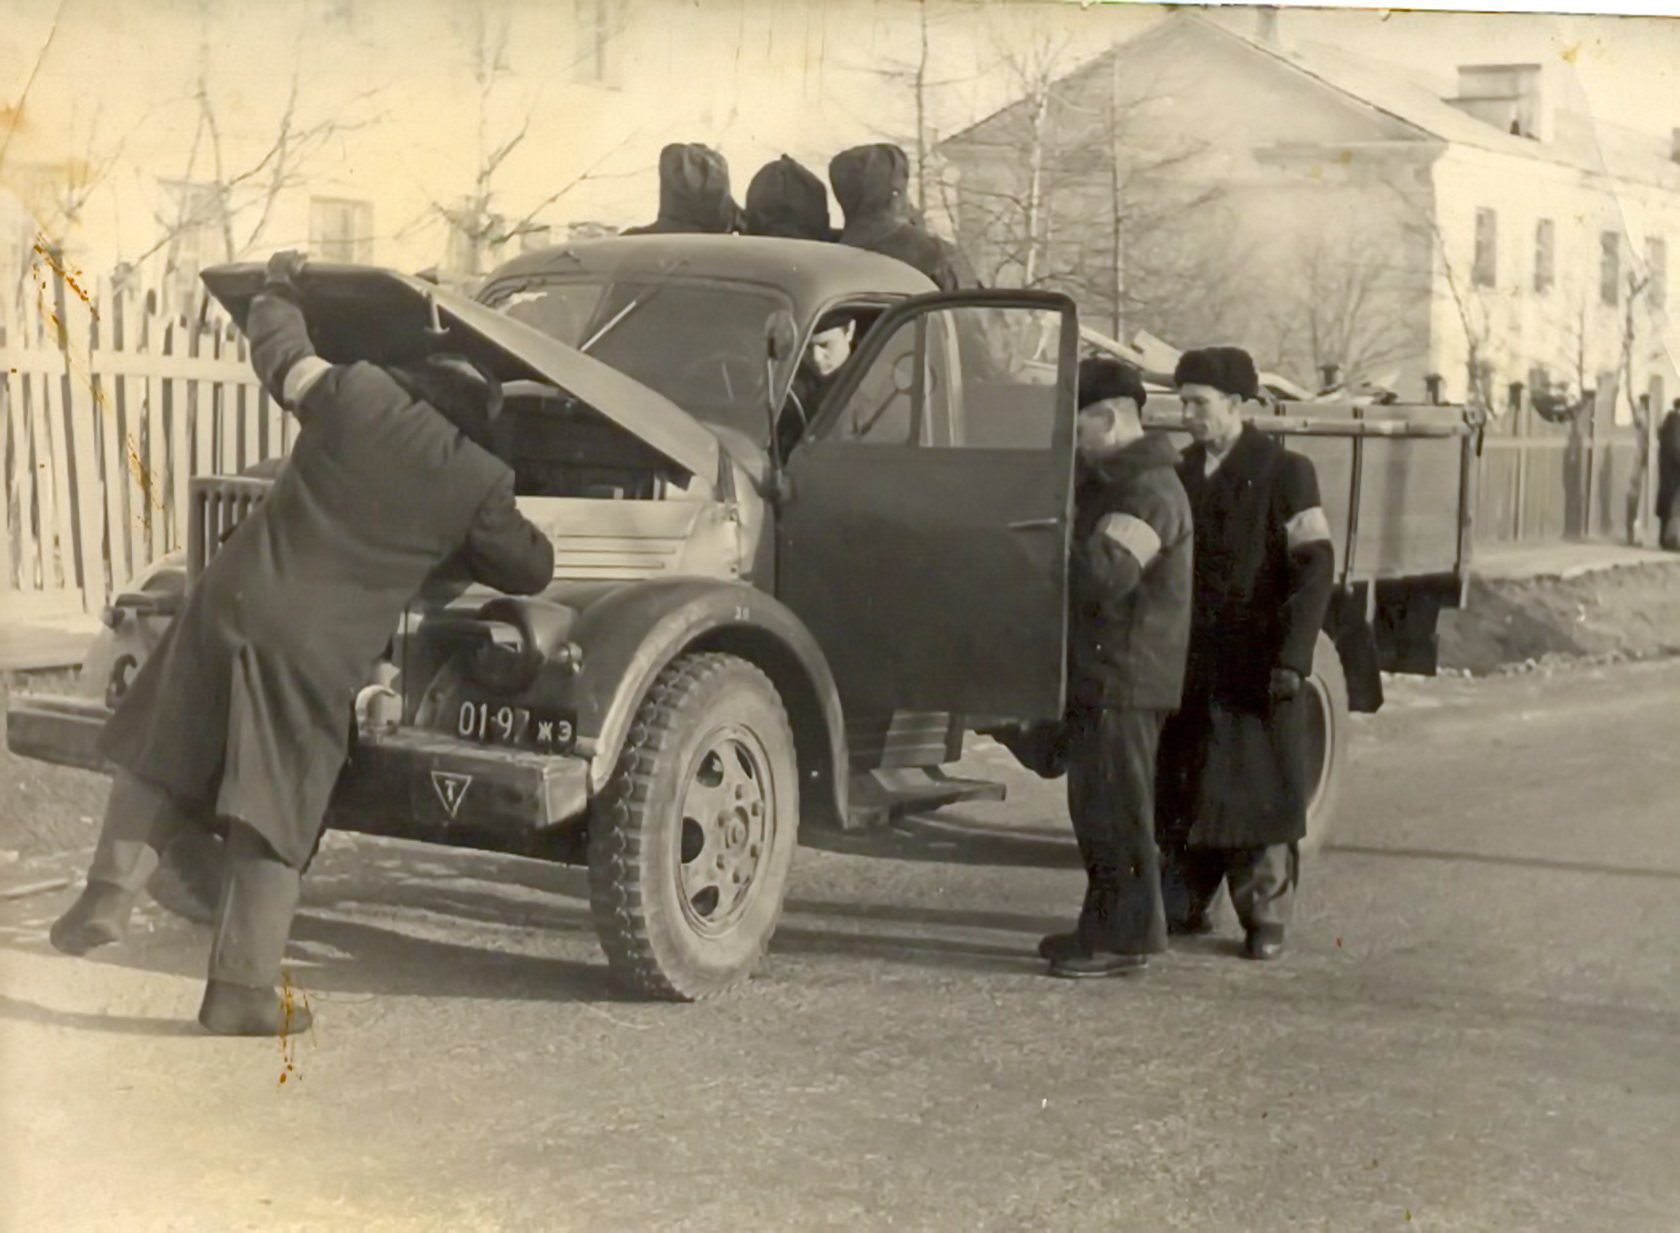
[{"xmin": 454, "ymin": 699, "xmax": 576, "ymax": 753}]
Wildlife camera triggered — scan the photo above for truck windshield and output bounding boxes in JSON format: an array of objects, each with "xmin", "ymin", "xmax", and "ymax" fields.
[{"xmin": 487, "ymin": 278, "xmax": 789, "ymax": 440}]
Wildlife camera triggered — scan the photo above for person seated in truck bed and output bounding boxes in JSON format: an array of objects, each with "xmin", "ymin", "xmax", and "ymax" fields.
[
  {"xmin": 828, "ymin": 143, "xmax": 976, "ymax": 292},
  {"xmin": 47, "ymin": 250, "xmax": 554, "ymax": 1037},
  {"xmin": 621, "ymin": 143, "xmax": 741, "ymax": 236},
  {"xmin": 742, "ymin": 155, "xmax": 836, "ymax": 242}
]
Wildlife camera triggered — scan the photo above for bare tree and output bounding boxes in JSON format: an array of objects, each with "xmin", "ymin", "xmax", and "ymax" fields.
[
  {"xmin": 129, "ymin": 6, "xmax": 385, "ymax": 305},
  {"xmin": 424, "ymin": 3, "xmax": 632, "ymax": 276},
  {"xmin": 1400, "ymin": 200, "xmax": 1499, "ymax": 421},
  {"xmin": 25, "ymin": 104, "xmax": 128, "ymax": 255},
  {"xmin": 1614, "ymin": 269, "xmax": 1653, "ymax": 542},
  {"xmin": 839, "ymin": 0, "xmax": 982, "ymax": 231},
  {"xmin": 943, "ymin": 32, "xmax": 1234, "ymax": 346},
  {"xmin": 1262, "ymin": 226, "xmax": 1431, "ymax": 392}
]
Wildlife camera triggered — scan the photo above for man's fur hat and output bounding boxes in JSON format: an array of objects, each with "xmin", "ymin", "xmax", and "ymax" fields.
[
  {"xmin": 1173, "ymin": 346, "xmax": 1259, "ymax": 400},
  {"xmin": 1077, "ymin": 357, "xmax": 1148, "ymax": 411}
]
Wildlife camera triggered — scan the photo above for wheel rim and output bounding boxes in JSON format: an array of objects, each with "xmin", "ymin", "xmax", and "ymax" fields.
[
  {"xmin": 676, "ymin": 724, "xmax": 776, "ymax": 937},
  {"xmin": 1303, "ymin": 675, "xmax": 1334, "ymax": 821}
]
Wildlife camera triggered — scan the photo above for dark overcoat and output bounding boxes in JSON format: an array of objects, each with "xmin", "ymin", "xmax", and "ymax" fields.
[
  {"xmin": 1156, "ymin": 425, "xmax": 1335, "ymax": 849},
  {"xmin": 98, "ymin": 289, "xmax": 554, "ymax": 868},
  {"xmin": 828, "ymin": 144, "xmax": 975, "ymax": 292},
  {"xmin": 1658, "ymin": 408, "xmax": 1680, "ymax": 550},
  {"xmin": 1067, "ymin": 431, "xmax": 1193, "ymax": 712}
]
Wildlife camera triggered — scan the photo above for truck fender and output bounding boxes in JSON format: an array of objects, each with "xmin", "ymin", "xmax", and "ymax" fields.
[
  {"xmin": 566, "ymin": 579, "xmax": 850, "ymax": 831},
  {"xmin": 84, "ymin": 550, "xmax": 189, "ymax": 707}
]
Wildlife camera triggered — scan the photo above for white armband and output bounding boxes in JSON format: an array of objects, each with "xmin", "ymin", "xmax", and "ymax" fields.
[
  {"xmin": 1096, "ymin": 512, "xmax": 1163, "ymax": 569},
  {"xmin": 1286, "ymin": 506, "xmax": 1332, "ymax": 550},
  {"xmin": 282, "ymin": 356, "xmax": 331, "ymax": 407}
]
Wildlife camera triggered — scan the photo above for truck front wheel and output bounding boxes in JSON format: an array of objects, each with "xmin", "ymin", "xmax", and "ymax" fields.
[
  {"xmin": 588, "ymin": 653, "xmax": 799, "ymax": 1001},
  {"xmin": 1299, "ymin": 631, "xmax": 1349, "ymax": 856}
]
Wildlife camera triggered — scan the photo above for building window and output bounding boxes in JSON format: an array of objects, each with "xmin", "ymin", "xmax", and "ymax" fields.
[
  {"xmin": 1648, "ymin": 237, "xmax": 1668, "ymax": 310},
  {"xmin": 160, "ymin": 179, "xmax": 228, "ymax": 312},
  {"xmin": 1533, "ymin": 219, "xmax": 1555, "ymax": 294},
  {"xmin": 1472, "ymin": 208, "xmax": 1498, "ymax": 288},
  {"xmin": 574, "ymin": 0, "xmax": 624, "ymax": 87},
  {"xmin": 1601, "ymin": 231, "xmax": 1620, "ymax": 306},
  {"xmin": 309, "ymin": 197, "xmax": 374, "ymax": 262}
]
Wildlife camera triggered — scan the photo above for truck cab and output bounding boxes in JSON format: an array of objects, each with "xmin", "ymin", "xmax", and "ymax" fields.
[{"xmin": 8, "ymin": 238, "xmax": 1084, "ymax": 1002}]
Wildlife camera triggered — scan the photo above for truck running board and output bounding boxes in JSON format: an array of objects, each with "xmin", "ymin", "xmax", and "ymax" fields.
[{"xmin": 844, "ymin": 767, "xmax": 1007, "ymax": 830}]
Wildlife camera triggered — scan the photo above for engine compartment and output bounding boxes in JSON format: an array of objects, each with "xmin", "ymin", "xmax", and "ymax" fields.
[{"xmin": 490, "ymin": 385, "xmax": 691, "ymax": 501}]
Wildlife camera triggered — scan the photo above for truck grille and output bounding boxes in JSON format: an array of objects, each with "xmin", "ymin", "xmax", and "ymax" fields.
[{"xmin": 188, "ymin": 477, "xmax": 272, "ymax": 579}]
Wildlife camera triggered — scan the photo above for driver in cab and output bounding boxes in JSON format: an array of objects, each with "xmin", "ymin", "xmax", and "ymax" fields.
[{"xmin": 778, "ymin": 313, "xmax": 857, "ymax": 455}]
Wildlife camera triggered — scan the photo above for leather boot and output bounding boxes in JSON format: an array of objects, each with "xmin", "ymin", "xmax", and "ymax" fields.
[{"xmin": 198, "ymin": 823, "xmax": 310, "ymax": 1036}]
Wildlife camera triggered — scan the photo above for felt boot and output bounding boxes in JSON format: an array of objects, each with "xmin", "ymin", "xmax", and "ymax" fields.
[
  {"xmin": 197, "ymin": 822, "xmax": 308, "ymax": 1037},
  {"xmin": 49, "ymin": 881, "xmax": 139, "ymax": 955}
]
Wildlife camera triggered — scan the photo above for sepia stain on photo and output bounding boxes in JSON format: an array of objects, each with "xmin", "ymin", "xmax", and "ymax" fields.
[{"xmin": 1, "ymin": 2, "xmax": 1678, "ymax": 1230}]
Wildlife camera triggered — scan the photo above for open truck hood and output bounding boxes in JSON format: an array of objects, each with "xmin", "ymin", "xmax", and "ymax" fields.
[{"xmin": 201, "ymin": 262, "xmax": 723, "ymax": 482}]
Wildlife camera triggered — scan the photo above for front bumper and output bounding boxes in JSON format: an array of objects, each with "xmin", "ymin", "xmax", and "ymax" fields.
[{"xmin": 5, "ymin": 693, "xmax": 593, "ymax": 856}]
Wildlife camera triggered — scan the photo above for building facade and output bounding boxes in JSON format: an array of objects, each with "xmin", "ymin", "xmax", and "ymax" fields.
[{"xmin": 939, "ymin": 14, "xmax": 1680, "ymax": 420}]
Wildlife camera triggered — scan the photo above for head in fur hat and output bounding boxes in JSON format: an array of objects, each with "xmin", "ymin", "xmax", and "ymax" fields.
[
  {"xmin": 1076, "ymin": 357, "xmax": 1148, "ymax": 462},
  {"xmin": 1174, "ymin": 346, "xmax": 1257, "ymax": 453}
]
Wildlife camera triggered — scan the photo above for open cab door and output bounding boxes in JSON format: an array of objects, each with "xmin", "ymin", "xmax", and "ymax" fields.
[{"xmin": 776, "ymin": 290, "xmax": 1077, "ymax": 721}]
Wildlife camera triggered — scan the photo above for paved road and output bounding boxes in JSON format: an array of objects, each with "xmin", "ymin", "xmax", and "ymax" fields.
[{"xmin": 3, "ymin": 661, "xmax": 1678, "ymax": 1232}]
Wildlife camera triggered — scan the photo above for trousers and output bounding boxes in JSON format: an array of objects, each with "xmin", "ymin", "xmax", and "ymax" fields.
[
  {"xmin": 1163, "ymin": 842, "xmax": 1298, "ymax": 936},
  {"xmin": 1065, "ymin": 707, "xmax": 1170, "ymax": 956},
  {"xmin": 88, "ymin": 770, "xmax": 304, "ymax": 989}
]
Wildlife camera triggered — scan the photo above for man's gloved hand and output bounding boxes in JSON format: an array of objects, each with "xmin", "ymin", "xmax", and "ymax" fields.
[
  {"xmin": 1269, "ymin": 667, "xmax": 1303, "ymax": 703},
  {"xmin": 263, "ymin": 249, "xmax": 308, "ymax": 297}
]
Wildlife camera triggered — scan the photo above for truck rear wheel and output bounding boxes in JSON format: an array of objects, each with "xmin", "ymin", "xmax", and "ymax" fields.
[
  {"xmin": 1300, "ymin": 631, "xmax": 1348, "ymax": 856},
  {"xmin": 588, "ymin": 653, "xmax": 799, "ymax": 1001}
]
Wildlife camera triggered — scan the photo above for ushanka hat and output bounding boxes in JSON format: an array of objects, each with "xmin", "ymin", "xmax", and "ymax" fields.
[
  {"xmin": 1173, "ymin": 346, "xmax": 1260, "ymax": 401},
  {"xmin": 1077, "ymin": 357, "xmax": 1148, "ymax": 410}
]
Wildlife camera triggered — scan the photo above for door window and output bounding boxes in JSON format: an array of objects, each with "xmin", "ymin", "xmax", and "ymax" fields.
[
  {"xmin": 823, "ymin": 315, "xmax": 920, "ymax": 445},
  {"xmin": 817, "ymin": 304, "xmax": 1065, "ymax": 450}
]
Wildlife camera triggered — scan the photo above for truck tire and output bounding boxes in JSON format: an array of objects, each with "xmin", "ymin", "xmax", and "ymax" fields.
[
  {"xmin": 588, "ymin": 652, "xmax": 799, "ymax": 1001},
  {"xmin": 1300, "ymin": 630, "xmax": 1349, "ymax": 856}
]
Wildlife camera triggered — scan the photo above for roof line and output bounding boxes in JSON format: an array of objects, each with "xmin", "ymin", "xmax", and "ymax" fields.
[
  {"xmin": 940, "ymin": 10, "xmax": 1443, "ymax": 151},
  {"xmin": 1180, "ymin": 14, "xmax": 1443, "ymax": 144}
]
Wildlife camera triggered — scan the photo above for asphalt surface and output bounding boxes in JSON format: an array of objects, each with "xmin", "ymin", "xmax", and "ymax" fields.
[{"xmin": 2, "ymin": 660, "xmax": 1678, "ymax": 1232}]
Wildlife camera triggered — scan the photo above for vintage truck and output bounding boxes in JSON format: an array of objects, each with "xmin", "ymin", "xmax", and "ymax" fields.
[{"xmin": 6, "ymin": 236, "xmax": 1477, "ymax": 1000}]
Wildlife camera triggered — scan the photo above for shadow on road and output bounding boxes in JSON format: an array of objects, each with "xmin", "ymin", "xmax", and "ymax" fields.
[
  {"xmin": 767, "ymin": 924, "xmax": 1042, "ymax": 974},
  {"xmin": 801, "ymin": 813, "xmax": 1080, "ymax": 870},
  {"xmin": 0, "ymin": 992, "xmax": 204, "ymax": 1037},
  {"xmin": 1328, "ymin": 843, "xmax": 1680, "ymax": 881},
  {"xmin": 286, "ymin": 914, "xmax": 626, "ymax": 1002}
]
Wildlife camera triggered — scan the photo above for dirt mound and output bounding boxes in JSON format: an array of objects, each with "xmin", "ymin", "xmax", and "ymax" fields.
[{"xmin": 1437, "ymin": 559, "xmax": 1680, "ymax": 675}]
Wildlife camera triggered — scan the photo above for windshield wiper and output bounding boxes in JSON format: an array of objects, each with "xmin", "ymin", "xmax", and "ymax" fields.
[{"xmin": 579, "ymin": 260, "xmax": 688, "ymax": 354}]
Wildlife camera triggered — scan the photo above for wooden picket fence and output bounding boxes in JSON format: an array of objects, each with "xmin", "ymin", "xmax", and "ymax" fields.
[{"xmin": 0, "ymin": 267, "xmax": 289, "ymax": 617}]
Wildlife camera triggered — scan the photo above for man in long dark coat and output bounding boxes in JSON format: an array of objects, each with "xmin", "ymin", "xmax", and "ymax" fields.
[
  {"xmin": 828, "ymin": 143, "xmax": 975, "ymax": 292},
  {"xmin": 49, "ymin": 251, "xmax": 555, "ymax": 1035},
  {"xmin": 622, "ymin": 143, "xmax": 741, "ymax": 235},
  {"xmin": 1157, "ymin": 346, "xmax": 1334, "ymax": 961},
  {"xmin": 1659, "ymin": 398, "xmax": 1680, "ymax": 552},
  {"xmin": 1039, "ymin": 359, "xmax": 1193, "ymax": 978}
]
